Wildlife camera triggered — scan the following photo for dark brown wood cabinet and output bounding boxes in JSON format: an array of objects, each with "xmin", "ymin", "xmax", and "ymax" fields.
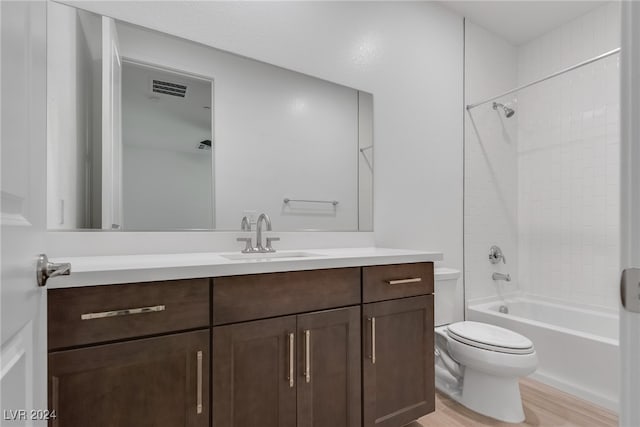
[
  {"xmin": 48, "ymin": 279, "xmax": 210, "ymax": 350},
  {"xmin": 212, "ymin": 315, "xmax": 298, "ymax": 427},
  {"xmin": 213, "ymin": 268, "xmax": 360, "ymax": 325},
  {"xmin": 48, "ymin": 262, "xmax": 435, "ymax": 427},
  {"xmin": 363, "ymin": 263, "xmax": 434, "ymax": 303},
  {"xmin": 297, "ymin": 306, "xmax": 361, "ymax": 427},
  {"xmin": 212, "ymin": 307, "xmax": 361, "ymax": 427},
  {"xmin": 362, "ymin": 295, "xmax": 435, "ymax": 427},
  {"xmin": 48, "ymin": 329, "xmax": 209, "ymax": 427}
]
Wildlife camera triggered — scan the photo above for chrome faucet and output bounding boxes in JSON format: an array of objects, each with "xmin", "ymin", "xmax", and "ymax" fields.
[
  {"xmin": 492, "ymin": 272, "xmax": 511, "ymax": 282},
  {"xmin": 236, "ymin": 215, "xmax": 256, "ymax": 253},
  {"xmin": 255, "ymin": 213, "xmax": 279, "ymax": 253},
  {"xmin": 489, "ymin": 245, "xmax": 506, "ymax": 264}
]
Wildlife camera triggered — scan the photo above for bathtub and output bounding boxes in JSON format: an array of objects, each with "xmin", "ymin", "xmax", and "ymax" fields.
[{"xmin": 468, "ymin": 296, "xmax": 619, "ymax": 412}]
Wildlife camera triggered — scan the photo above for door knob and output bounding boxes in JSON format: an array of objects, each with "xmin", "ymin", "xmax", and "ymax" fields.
[{"xmin": 36, "ymin": 254, "xmax": 71, "ymax": 287}]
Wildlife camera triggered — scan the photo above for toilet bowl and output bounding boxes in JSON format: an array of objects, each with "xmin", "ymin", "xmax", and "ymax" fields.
[
  {"xmin": 433, "ymin": 267, "xmax": 537, "ymax": 423},
  {"xmin": 435, "ymin": 321, "xmax": 538, "ymax": 423}
]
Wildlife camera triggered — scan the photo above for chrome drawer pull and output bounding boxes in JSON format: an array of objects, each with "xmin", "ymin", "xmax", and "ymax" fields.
[
  {"xmin": 368, "ymin": 317, "xmax": 376, "ymax": 364},
  {"xmin": 80, "ymin": 304, "xmax": 166, "ymax": 320},
  {"xmin": 196, "ymin": 351, "xmax": 203, "ymax": 414},
  {"xmin": 386, "ymin": 278, "xmax": 422, "ymax": 285},
  {"xmin": 304, "ymin": 330, "xmax": 311, "ymax": 383},
  {"xmin": 288, "ymin": 332, "xmax": 295, "ymax": 388}
]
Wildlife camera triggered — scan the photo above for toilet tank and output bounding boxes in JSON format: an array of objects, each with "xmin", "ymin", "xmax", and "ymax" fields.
[{"xmin": 434, "ymin": 267, "xmax": 460, "ymax": 326}]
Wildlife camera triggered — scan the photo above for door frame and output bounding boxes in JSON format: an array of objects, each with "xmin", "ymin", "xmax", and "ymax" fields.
[{"xmin": 619, "ymin": 1, "xmax": 640, "ymax": 425}]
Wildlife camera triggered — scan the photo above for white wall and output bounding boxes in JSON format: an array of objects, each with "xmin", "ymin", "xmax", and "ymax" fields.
[
  {"xmin": 517, "ymin": 2, "xmax": 621, "ymax": 309},
  {"xmin": 50, "ymin": 1, "xmax": 464, "ymax": 284},
  {"xmin": 464, "ymin": 22, "xmax": 519, "ymax": 304},
  {"xmin": 123, "ymin": 146, "xmax": 214, "ymax": 230}
]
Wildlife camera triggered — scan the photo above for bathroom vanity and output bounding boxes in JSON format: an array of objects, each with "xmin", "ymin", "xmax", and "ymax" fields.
[{"xmin": 46, "ymin": 249, "xmax": 440, "ymax": 427}]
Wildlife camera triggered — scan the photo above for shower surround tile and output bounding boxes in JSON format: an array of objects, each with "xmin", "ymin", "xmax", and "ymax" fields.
[
  {"xmin": 465, "ymin": 2, "xmax": 620, "ymax": 311},
  {"xmin": 516, "ymin": 2, "xmax": 621, "ymax": 310}
]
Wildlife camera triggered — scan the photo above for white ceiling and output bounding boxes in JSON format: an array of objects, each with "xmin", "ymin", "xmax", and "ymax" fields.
[
  {"xmin": 440, "ymin": 1, "xmax": 608, "ymax": 45},
  {"xmin": 122, "ymin": 61, "xmax": 212, "ymax": 154}
]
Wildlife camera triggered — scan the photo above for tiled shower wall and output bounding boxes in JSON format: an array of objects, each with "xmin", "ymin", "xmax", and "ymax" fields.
[
  {"xmin": 464, "ymin": 22, "xmax": 519, "ymax": 304},
  {"xmin": 517, "ymin": 2, "xmax": 621, "ymax": 309}
]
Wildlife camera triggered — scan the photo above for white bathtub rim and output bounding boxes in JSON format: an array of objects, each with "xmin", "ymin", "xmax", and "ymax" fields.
[
  {"xmin": 468, "ymin": 292, "xmax": 618, "ymax": 316},
  {"xmin": 469, "ymin": 297, "xmax": 619, "ymax": 346},
  {"xmin": 528, "ymin": 370, "xmax": 619, "ymax": 413}
]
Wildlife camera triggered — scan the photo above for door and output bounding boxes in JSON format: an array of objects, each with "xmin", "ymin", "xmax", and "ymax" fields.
[
  {"xmin": 0, "ymin": 1, "xmax": 48, "ymax": 425},
  {"xmin": 297, "ymin": 306, "xmax": 361, "ymax": 427},
  {"xmin": 213, "ymin": 316, "xmax": 297, "ymax": 427},
  {"xmin": 101, "ymin": 16, "xmax": 122, "ymax": 230},
  {"xmin": 362, "ymin": 296, "xmax": 435, "ymax": 427},
  {"xmin": 48, "ymin": 330, "xmax": 209, "ymax": 427},
  {"xmin": 620, "ymin": 2, "xmax": 640, "ymax": 425}
]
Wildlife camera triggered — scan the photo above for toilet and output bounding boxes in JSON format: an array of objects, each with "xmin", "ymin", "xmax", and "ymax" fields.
[{"xmin": 434, "ymin": 268, "xmax": 538, "ymax": 423}]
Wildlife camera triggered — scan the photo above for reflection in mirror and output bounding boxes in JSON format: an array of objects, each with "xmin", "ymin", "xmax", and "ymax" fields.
[
  {"xmin": 122, "ymin": 62, "xmax": 213, "ymax": 230},
  {"xmin": 47, "ymin": 2, "xmax": 373, "ymax": 232}
]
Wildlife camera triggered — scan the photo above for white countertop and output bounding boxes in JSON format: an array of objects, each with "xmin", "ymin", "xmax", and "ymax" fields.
[{"xmin": 48, "ymin": 247, "xmax": 443, "ymax": 288}]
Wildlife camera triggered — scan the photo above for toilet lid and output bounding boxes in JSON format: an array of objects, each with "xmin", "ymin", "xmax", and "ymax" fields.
[{"xmin": 447, "ymin": 321, "xmax": 535, "ymax": 355}]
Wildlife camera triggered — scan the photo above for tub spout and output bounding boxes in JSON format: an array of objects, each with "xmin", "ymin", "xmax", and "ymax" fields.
[{"xmin": 492, "ymin": 272, "xmax": 511, "ymax": 281}]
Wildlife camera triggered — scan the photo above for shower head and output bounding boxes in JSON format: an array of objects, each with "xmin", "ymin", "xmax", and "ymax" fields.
[{"xmin": 492, "ymin": 102, "xmax": 515, "ymax": 118}]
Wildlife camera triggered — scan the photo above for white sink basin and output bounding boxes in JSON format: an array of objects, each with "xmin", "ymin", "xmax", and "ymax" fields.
[{"xmin": 221, "ymin": 251, "xmax": 321, "ymax": 261}]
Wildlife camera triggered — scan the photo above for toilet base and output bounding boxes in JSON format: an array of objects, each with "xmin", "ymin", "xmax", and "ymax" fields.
[{"xmin": 460, "ymin": 368, "xmax": 526, "ymax": 423}]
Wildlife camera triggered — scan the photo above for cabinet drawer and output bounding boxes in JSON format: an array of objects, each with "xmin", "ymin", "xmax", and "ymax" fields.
[
  {"xmin": 213, "ymin": 268, "xmax": 360, "ymax": 325},
  {"xmin": 363, "ymin": 263, "xmax": 433, "ymax": 303},
  {"xmin": 48, "ymin": 279, "xmax": 210, "ymax": 350}
]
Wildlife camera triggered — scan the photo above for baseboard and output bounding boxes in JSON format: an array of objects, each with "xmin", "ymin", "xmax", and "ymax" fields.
[{"xmin": 528, "ymin": 371, "xmax": 619, "ymax": 413}]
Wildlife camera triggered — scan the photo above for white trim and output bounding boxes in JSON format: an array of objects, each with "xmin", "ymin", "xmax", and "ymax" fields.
[
  {"xmin": 0, "ymin": 322, "xmax": 34, "ymax": 426},
  {"xmin": 529, "ymin": 371, "xmax": 618, "ymax": 413}
]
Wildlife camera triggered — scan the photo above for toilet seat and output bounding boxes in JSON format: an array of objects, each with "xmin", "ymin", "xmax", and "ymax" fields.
[{"xmin": 447, "ymin": 321, "xmax": 534, "ymax": 355}]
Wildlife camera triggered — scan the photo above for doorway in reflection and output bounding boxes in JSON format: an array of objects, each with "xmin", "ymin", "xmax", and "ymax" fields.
[{"xmin": 121, "ymin": 62, "xmax": 214, "ymax": 230}]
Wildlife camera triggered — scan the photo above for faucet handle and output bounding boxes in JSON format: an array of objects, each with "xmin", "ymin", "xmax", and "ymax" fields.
[
  {"xmin": 265, "ymin": 237, "xmax": 280, "ymax": 253},
  {"xmin": 237, "ymin": 237, "xmax": 255, "ymax": 253},
  {"xmin": 489, "ymin": 245, "xmax": 506, "ymax": 264},
  {"xmin": 240, "ymin": 216, "xmax": 251, "ymax": 231}
]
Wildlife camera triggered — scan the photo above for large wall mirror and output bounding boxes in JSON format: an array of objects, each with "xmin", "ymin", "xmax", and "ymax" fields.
[{"xmin": 47, "ymin": 3, "xmax": 373, "ymax": 232}]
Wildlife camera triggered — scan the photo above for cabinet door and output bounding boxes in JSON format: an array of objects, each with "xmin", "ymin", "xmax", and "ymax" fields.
[
  {"xmin": 48, "ymin": 329, "xmax": 209, "ymax": 427},
  {"xmin": 297, "ymin": 306, "xmax": 361, "ymax": 427},
  {"xmin": 362, "ymin": 295, "xmax": 434, "ymax": 427},
  {"xmin": 213, "ymin": 316, "xmax": 297, "ymax": 427}
]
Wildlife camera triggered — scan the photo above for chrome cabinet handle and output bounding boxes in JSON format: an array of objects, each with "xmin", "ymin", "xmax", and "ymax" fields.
[
  {"xmin": 196, "ymin": 351, "xmax": 203, "ymax": 415},
  {"xmin": 304, "ymin": 330, "xmax": 311, "ymax": 383},
  {"xmin": 369, "ymin": 317, "xmax": 376, "ymax": 364},
  {"xmin": 80, "ymin": 304, "xmax": 165, "ymax": 320},
  {"xmin": 288, "ymin": 332, "xmax": 295, "ymax": 388},
  {"xmin": 386, "ymin": 277, "xmax": 422, "ymax": 285}
]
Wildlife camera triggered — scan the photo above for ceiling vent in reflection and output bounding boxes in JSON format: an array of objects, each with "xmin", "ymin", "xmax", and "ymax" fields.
[{"xmin": 152, "ymin": 79, "xmax": 187, "ymax": 97}]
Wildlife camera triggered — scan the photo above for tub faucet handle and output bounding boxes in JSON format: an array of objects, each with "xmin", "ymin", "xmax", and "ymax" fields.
[{"xmin": 489, "ymin": 245, "xmax": 506, "ymax": 264}]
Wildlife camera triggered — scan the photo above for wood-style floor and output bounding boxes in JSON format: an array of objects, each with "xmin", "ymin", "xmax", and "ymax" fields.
[{"xmin": 413, "ymin": 378, "xmax": 618, "ymax": 427}]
